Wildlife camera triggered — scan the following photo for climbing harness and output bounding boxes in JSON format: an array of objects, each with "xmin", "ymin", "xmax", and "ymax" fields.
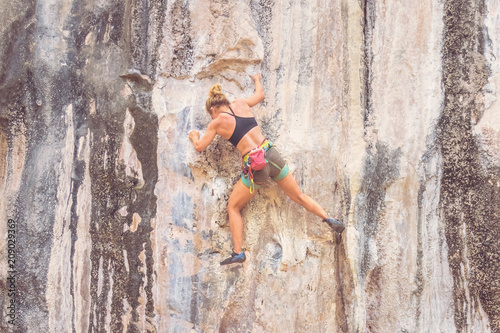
[
  {"xmin": 242, "ymin": 140, "xmax": 270, "ymax": 193},
  {"xmin": 242, "ymin": 140, "xmax": 287, "ymax": 193}
]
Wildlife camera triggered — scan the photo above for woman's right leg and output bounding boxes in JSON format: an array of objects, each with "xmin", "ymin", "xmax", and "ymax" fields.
[
  {"xmin": 227, "ymin": 179, "xmax": 256, "ymax": 253},
  {"xmin": 276, "ymin": 173, "xmax": 329, "ymax": 220}
]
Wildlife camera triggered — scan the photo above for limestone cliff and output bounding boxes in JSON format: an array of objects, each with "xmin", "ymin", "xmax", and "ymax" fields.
[{"xmin": 0, "ymin": 0, "xmax": 499, "ymax": 332}]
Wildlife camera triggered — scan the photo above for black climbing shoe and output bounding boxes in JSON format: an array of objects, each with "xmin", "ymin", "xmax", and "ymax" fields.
[
  {"xmin": 220, "ymin": 250, "xmax": 246, "ymax": 265},
  {"xmin": 324, "ymin": 217, "xmax": 345, "ymax": 233}
]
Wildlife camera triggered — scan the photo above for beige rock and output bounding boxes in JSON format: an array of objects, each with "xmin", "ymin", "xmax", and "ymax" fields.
[{"xmin": 0, "ymin": 0, "xmax": 499, "ymax": 332}]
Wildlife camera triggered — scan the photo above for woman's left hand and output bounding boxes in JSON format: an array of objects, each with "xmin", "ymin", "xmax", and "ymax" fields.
[{"xmin": 189, "ymin": 130, "xmax": 200, "ymax": 142}]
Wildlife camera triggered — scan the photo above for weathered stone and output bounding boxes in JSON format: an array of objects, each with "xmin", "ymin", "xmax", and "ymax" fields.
[{"xmin": 0, "ymin": 0, "xmax": 499, "ymax": 332}]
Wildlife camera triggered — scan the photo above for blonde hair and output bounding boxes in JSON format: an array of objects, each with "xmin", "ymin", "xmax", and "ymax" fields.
[{"xmin": 205, "ymin": 84, "xmax": 230, "ymax": 114}]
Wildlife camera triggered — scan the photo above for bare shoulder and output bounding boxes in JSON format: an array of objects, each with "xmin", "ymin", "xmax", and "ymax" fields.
[
  {"xmin": 209, "ymin": 115, "xmax": 224, "ymax": 128},
  {"xmin": 211, "ymin": 112, "xmax": 235, "ymax": 139},
  {"xmin": 230, "ymin": 99, "xmax": 252, "ymax": 113},
  {"xmin": 211, "ymin": 112, "xmax": 232, "ymax": 130},
  {"xmin": 230, "ymin": 99, "xmax": 246, "ymax": 107}
]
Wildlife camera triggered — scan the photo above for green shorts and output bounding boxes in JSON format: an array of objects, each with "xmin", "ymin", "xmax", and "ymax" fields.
[{"xmin": 241, "ymin": 146, "xmax": 289, "ymax": 190}]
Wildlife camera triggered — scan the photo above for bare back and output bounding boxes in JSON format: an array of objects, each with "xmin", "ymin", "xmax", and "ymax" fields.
[{"xmin": 216, "ymin": 100, "xmax": 266, "ymax": 155}]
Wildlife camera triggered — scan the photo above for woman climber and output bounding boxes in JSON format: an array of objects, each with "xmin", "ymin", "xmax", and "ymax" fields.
[{"xmin": 188, "ymin": 73, "xmax": 345, "ymax": 265}]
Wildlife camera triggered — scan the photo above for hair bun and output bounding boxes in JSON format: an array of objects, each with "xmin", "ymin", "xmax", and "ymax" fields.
[
  {"xmin": 205, "ymin": 83, "xmax": 230, "ymax": 114},
  {"xmin": 209, "ymin": 84, "xmax": 223, "ymax": 97}
]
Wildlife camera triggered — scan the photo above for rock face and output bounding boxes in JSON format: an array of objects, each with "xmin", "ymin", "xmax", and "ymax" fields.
[{"xmin": 0, "ymin": 0, "xmax": 499, "ymax": 332}]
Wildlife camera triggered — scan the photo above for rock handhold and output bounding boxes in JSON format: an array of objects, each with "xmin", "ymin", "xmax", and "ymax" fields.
[{"xmin": 120, "ymin": 69, "xmax": 153, "ymax": 91}]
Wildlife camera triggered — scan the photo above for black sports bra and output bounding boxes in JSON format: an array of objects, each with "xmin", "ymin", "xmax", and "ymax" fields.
[{"xmin": 223, "ymin": 106, "xmax": 258, "ymax": 147}]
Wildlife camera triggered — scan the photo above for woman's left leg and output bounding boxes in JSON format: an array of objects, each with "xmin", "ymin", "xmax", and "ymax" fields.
[{"xmin": 227, "ymin": 179, "xmax": 256, "ymax": 253}]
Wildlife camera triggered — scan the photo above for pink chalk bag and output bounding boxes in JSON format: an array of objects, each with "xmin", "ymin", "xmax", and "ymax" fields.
[{"xmin": 242, "ymin": 140, "xmax": 272, "ymax": 193}]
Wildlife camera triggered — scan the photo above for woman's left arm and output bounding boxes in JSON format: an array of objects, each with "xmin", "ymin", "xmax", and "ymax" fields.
[{"xmin": 189, "ymin": 122, "xmax": 217, "ymax": 152}]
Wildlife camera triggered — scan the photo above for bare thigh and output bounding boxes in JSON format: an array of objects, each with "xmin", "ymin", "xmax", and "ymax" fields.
[
  {"xmin": 275, "ymin": 172, "xmax": 328, "ymax": 219},
  {"xmin": 228, "ymin": 179, "xmax": 256, "ymax": 210},
  {"xmin": 275, "ymin": 173, "xmax": 302, "ymax": 201}
]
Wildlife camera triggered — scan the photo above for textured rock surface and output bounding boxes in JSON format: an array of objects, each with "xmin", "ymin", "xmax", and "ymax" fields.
[{"xmin": 0, "ymin": 0, "xmax": 499, "ymax": 332}]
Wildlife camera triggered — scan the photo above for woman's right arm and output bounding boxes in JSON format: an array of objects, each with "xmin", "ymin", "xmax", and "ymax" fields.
[{"xmin": 242, "ymin": 73, "xmax": 265, "ymax": 107}]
